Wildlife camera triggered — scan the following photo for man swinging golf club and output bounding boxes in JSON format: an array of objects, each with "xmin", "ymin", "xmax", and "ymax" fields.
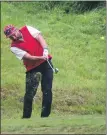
[{"xmin": 4, "ymin": 24, "xmax": 58, "ymax": 118}]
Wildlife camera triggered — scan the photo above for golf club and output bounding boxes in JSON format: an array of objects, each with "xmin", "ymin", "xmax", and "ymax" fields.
[{"xmin": 47, "ymin": 59, "xmax": 59, "ymax": 74}]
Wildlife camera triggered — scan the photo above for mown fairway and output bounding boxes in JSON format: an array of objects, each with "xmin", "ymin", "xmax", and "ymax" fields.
[
  {"xmin": 1, "ymin": 2, "xmax": 106, "ymax": 134},
  {"xmin": 1, "ymin": 115, "xmax": 106, "ymax": 134}
]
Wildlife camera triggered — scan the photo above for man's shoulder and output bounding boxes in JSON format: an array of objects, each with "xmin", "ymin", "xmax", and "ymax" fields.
[
  {"xmin": 20, "ymin": 25, "xmax": 32, "ymax": 30},
  {"xmin": 26, "ymin": 25, "xmax": 37, "ymax": 30},
  {"xmin": 20, "ymin": 25, "xmax": 35, "ymax": 31}
]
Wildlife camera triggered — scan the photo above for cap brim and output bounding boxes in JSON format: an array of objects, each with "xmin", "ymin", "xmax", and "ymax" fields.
[{"xmin": 5, "ymin": 28, "xmax": 17, "ymax": 38}]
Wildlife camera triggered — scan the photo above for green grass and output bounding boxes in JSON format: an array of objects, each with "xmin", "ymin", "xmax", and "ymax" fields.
[
  {"xmin": 1, "ymin": 114, "xmax": 106, "ymax": 134},
  {"xmin": 1, "ymin": 1, "xmax": 106, "ymax": 134}
]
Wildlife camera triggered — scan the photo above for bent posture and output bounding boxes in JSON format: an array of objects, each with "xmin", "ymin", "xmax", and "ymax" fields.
[{"xmin": 4, "ymin": 25, "xmax": 53, "ymax": 118}]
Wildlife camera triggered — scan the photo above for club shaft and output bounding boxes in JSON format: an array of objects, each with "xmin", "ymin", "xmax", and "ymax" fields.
[{"xmin": 47, "ymin": 59, "xmax": 55, "ymax": 72}]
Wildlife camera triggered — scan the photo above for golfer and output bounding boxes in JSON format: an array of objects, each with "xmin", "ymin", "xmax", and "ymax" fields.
[{"xmin": 4, "ymin": 25, "xmax": 53, "ymax": 118}]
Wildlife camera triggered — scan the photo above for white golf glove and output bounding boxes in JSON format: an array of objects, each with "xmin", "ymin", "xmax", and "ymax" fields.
[{"xmin": 43, "ymin": 48, "xmax": 48, "ymax": 58}]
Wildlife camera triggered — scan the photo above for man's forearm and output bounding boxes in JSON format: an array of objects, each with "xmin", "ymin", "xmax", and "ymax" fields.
[
  {"xmin": 23, "ymin": 53, "xmax": 45, "ymax": 61},
  {"xmin": 26, "ymin": 55, "xmax": 42, "ymax": 61},
  {"xmin": 37, "ymin": 34, "xmax": 48, "ymax": 49}
]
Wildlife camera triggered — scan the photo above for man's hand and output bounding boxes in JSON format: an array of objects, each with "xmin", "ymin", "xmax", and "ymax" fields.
[{"xmin": 43, "ymin": 48, "xmax": 48, "ymax": 58}]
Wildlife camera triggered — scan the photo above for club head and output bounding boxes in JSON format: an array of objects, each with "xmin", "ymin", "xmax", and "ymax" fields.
[{"xmin": 55, "ymin": 68, "xmax": 59, "ymax": 74}]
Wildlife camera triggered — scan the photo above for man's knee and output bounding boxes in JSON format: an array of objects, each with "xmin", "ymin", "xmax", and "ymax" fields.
[{"xmin": 24, "ymin": 92, "xmax": 34, "ymax": 101}]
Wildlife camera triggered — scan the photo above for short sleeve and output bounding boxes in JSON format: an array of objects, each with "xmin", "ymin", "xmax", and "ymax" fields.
[
  {"xmin": 26, "ymin": 25, "xmax": 41, "ymax": 39},
  {"xmin": 10, "ymin": 47, "xmax": 27, "ymax": 60}
]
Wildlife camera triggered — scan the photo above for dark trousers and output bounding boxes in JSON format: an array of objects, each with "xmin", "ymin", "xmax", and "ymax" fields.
[{"xmin": 23, "ymin": 59, "xmax": 53, "ymax": 118}]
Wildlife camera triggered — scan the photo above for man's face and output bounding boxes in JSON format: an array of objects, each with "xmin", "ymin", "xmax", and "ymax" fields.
[{"xmin": 9, "ymin": 29, "xmax": 22, "ymax": 41}]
